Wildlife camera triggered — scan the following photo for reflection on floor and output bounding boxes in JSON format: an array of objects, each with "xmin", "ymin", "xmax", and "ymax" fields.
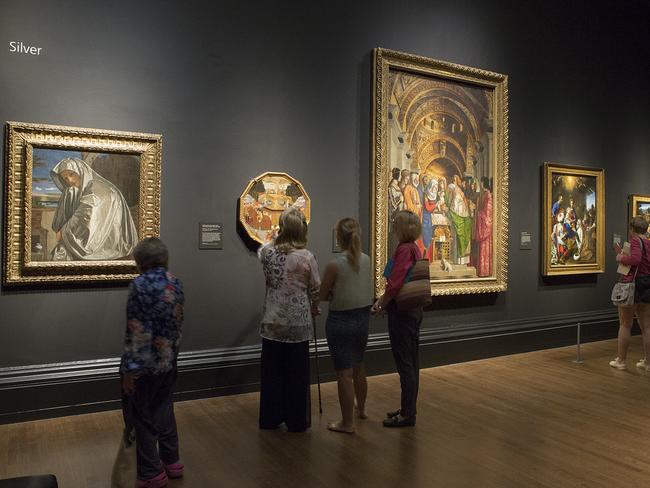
[{"xmin": 1, "ymin": 338, "xmax": 649, "ymax": 488}]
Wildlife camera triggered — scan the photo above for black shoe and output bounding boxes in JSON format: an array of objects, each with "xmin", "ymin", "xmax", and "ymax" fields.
[
  {"xmin": 386, "ymin": 409, "xmax": 401, "ymax": 419},
  {"xmin": 382, "ymin": 415, "xmax": 416, "ymax": 428}
]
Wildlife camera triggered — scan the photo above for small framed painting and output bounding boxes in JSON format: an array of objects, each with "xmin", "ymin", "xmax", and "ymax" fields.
[
  {"xmin": 542, "ymin": 163, "xmax": 605, "ymax": 276},
  {"xmin": 629, "ymin": 194, "xmax": 650, "ymax": 236},
  {"xmin": 238, "ymin": 172, "xmax": 310, "ymax": 245}
]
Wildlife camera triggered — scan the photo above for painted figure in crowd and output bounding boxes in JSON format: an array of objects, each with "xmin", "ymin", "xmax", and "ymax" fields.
[
  {"xmin": 475, "ymin": 177, "xmax": 493, "ymax": 277},
  {"xmin": 403, "ymin": 172, "xmax": 422, "ymax": 219}
]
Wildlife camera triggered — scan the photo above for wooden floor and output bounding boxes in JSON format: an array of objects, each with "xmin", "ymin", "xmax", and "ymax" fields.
[{"xmin": 2, "ymin": 338, "xmax": 650, "ymax": 488}]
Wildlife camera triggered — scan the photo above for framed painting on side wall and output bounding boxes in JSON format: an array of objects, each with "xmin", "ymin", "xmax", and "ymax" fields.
[
  {"xmin": 542, "ymin": 163, "xmax": 605, "ymax": 276},
  {"xmin": 629, "ymin": 194, "xmax": 650, "ymax": 236},
  {"xmin": 3, "ymin": 121, "xmax": 162, "ymax": 286},
  {"xmin": 371, "ymin": 48, "xmax": 509, "ymax": 297}
]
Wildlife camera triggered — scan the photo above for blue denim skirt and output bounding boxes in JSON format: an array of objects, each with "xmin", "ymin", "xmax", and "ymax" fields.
[{"xmin": 325, "ymin": 306, "xmax": 370, "ymax": 370}]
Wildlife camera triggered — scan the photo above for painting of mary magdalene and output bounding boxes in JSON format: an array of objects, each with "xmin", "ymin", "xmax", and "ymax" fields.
[
  {"xmin": 30, "ymin": 149, "xmax": 140, "ymax": 262},
  {"xmin": 374, "ymin": 49, "xmax": 508, "ymax": 298},
  {"xmin": 3, "ymin": 122, "xmax": 162, "ymax": 286}
]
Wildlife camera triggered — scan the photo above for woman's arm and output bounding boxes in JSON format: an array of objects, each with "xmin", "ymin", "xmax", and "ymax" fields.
[
  {"xmin": 372, "ymin": 244, "xmax": 414, "ymax": 313},
  {"xmin": 120, "ymin": 282, "xmax": 151, "ymax": 393},
  {"xmin": 308, "ymin": 253, "xmax": 321, "ymax": 315},
  {"xmin": 319, "ymin": 261, "xmax": 338, "ymax": 302},
  {"xmin": 618, "ymin": 237, "xmax": 642, "ymax": 266}
]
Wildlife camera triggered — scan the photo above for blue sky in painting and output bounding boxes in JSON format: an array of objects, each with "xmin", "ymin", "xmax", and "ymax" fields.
[{"xmin": 32, "ymin": 148, "xmax": 82, "ymax": 196}]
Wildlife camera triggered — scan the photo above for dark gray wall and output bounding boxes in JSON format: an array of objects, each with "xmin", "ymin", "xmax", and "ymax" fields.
[{"xmin": 1, "ymin": 0, "xmax": 649, "ymax": 368}]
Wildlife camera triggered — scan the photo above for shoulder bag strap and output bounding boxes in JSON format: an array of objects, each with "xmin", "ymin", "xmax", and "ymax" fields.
[{"xmin": 633, "ymin": 237, "xmax": 646, "ymax": 280}]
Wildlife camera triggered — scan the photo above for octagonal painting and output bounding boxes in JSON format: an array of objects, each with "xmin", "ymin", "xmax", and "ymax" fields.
[{"xmin": 239, "ymin": 172, "xmax": 310, "ymax": 245}]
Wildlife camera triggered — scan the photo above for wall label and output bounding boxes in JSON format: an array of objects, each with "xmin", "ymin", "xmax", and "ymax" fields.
[
  {"xmin": 9, "ymin": 41, "xmax": 43, "ymax": 56},
  {"xmin": 199, "ymin": 222, "xmax": 223, "ymax": 250},
  {"xmin": 520, "ymin": 231, "xmax": 532, "ymax": 250}
]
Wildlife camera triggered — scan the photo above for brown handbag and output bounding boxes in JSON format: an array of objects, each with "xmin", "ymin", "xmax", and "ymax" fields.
[{"xmin": 395, "ymin": 245, "xmax": 432, "ymax": 310}]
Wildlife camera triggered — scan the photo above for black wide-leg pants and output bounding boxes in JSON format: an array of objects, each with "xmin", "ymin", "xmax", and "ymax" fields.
[
  {"xmin": 259, "ymin": 338, "xmax": 311, "ymax": 432},
  {"xmin": 122, "ymin": 369, "xmax": 179, "ymax": 480},
  {"xmin": 387, "ymin": 302, "xmax": 423, "ymax": 418}
]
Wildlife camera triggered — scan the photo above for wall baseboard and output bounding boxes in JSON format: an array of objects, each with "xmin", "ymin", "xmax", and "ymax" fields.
[{"xmin": 0, "ymin": 309, "xmax": 620, "ymax": 424}]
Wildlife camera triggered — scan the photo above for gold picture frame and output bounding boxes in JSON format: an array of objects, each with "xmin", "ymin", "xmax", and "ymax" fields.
[
  {"xmin": 371, "ymin": 48, "xmax": 509, "ymax": 296},
  {"xmin": 628, "ymin": 194, "xmax": 650, "ymax": 236},
  {"xmin": 542, "ymin": 163, "xmax": 605, "ymax": 276},
  {"xmin": 3, "ymin": 121, "xmax": 162, "ymax": 286},
  {"xmin": 238, "ymin": 171, "xmax": 311, "ymax": 245}
]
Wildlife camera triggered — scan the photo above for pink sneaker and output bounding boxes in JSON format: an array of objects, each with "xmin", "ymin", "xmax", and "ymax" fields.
[
  {"xmin": 135, "ymin": 471, "xmax": 168, "ymax": 488},
  {"xmin": 164, "ymin": 462, "xmax": 184, "ymax": 479}
]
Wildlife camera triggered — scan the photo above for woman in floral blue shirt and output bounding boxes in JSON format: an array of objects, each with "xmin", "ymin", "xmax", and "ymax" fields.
[{"xmin": 120, "ymin": 237, "xmax": 185, "ymax": 488}]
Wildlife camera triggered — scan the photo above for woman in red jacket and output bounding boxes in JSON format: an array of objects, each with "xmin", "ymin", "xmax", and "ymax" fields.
[
  {"xmin": 371, "ymin": 210, "xmax": 423, "ymax": 427},
  {"xmin": 610, "ymin": 217, "xmax": 650, "ymax": 370}
]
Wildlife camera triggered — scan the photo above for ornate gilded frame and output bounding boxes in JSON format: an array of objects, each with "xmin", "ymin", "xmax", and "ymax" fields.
[
  {"xmin": 238, "ymin": 171, "xmax": 311, "ymax": 245},
  {"xmin": 628, "ymin": 194, "xmax": 650, "ymax": 236},
  {"xmin": 3, "ymin": 121, "xmax": 162, "ymax": 286},
  {"xmin": 541, "ymin": 163, "xmax": 605, "ymax": 276},
  {"xmin": 371, "ymin": 48, "xmax": 509, "ymax": 296}
]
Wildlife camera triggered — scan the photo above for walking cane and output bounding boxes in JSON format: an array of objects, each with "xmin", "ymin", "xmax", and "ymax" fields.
[{"xmin": 312, "ymin": 315, "xmax": 323, "ymax": 414}]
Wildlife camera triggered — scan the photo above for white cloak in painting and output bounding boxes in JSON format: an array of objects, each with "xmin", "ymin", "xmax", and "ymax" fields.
[{"xmin": 50, "ymin": 157, "xmax": 138, "ymax": 261}]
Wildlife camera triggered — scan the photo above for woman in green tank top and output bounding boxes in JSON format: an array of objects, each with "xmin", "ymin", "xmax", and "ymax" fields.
[{"xmin": 319, "ymin": 218, "xmax": 373, "ymax": 434}]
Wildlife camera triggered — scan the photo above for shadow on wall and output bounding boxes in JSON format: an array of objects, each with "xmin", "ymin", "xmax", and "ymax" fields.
[
  {"xmin": 428, "ymin": 293, "xmax": 498, "ymax": 311},
  {"xmin": 538, "ymin": 273, "xmax": 599, "ymax": 290}
]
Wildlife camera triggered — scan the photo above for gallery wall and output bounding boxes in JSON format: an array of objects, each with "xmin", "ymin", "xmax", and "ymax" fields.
[{"xmin": 1, "ymin": 0, "xmax": 649, "ymax": 419}]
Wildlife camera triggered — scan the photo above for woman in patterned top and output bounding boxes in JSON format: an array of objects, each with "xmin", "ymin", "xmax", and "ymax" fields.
[
  {"xmin": 120, "ymin": 237, "xmax": 185, "ymax": 488},
  {"xmin": 258, "ymin": 208, "xmax": 321, "ymax": 432}
]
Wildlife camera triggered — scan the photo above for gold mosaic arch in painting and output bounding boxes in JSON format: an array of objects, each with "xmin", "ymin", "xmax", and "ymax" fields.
[
  {"xmin": 3, "ymin": 121, "xmax": 162, "ymax": 286},
  {"xmin": 238, "ymin": 172, "xmax": 311, "ymax": 245},
  {"xmin": 371, "ymin": 48, "xmax": 509, "ymax": 297}
]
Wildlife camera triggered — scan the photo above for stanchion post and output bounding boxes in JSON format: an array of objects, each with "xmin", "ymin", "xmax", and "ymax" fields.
[{"xmin": 573, "ymin": 322, "xmax": 584, "ymax": 364}]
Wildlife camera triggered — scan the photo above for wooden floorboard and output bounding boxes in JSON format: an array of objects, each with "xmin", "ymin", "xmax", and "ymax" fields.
[{"xmin": 1, "ymin": 338, "xmax": 649, "ymax": 488}]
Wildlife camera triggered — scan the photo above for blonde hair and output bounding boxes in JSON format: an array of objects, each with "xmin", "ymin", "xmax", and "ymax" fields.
[
  {"xmin": 393, "ymin": 210, "xmax": 421, "ymax": 243},
  {"xmin": 336, "ymin": 218, "xmax": 362, "ymax": 272},
  {"xmin": 631, "ymin": 216, "xmax": 649, "ymax": 235},
  {"xmin": 274, "ymin": 208, "xmax": 308, "ymax": 252}
]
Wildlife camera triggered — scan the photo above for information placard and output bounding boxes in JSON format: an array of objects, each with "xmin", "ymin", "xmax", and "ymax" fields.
[{"xmin": 199, "ymin": 223, "xmax": 223, "ymax": 250}]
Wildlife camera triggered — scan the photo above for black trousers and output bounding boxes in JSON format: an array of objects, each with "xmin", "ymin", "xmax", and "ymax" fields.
[
  {"xmin": 387, "ymin": 302, "xmax": 423, "ymax": 418},
  {"xmin": 122, "ymin": 369, "xmax": 179, "ymax": 480},
  {"xmin": 259, "ymin": 338, "xmax": 311, "ymax": 432}
]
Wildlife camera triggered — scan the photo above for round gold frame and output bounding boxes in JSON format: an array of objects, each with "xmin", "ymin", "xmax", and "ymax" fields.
[{"xmin": 238, "ymin": 172, "xmax": 311, "ymax": 245}]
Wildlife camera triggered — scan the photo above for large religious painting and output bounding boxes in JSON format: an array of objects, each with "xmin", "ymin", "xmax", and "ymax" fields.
[
  {"xmin": 371, "ymin": 48, "xmax": 509, "ymax": 296},
  {"xmin": 542, "ymin": 163, "xmax": 605, "ymax": 276},
  {"xmin": 3, "ymin": 122, "xmax": 162, "ymax": 286},
  {"xmin": 629, "ymin": 194, "xmax": 650, "ymax": 236},
  {"xmin": 239, "ymin": 172, "xmax": 310, "ymax": 245}
]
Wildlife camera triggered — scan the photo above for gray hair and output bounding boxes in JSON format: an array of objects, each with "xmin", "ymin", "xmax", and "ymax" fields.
[{"xmin": 133, "ymin": 237, "xmax": 169, "ymax": 271}]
